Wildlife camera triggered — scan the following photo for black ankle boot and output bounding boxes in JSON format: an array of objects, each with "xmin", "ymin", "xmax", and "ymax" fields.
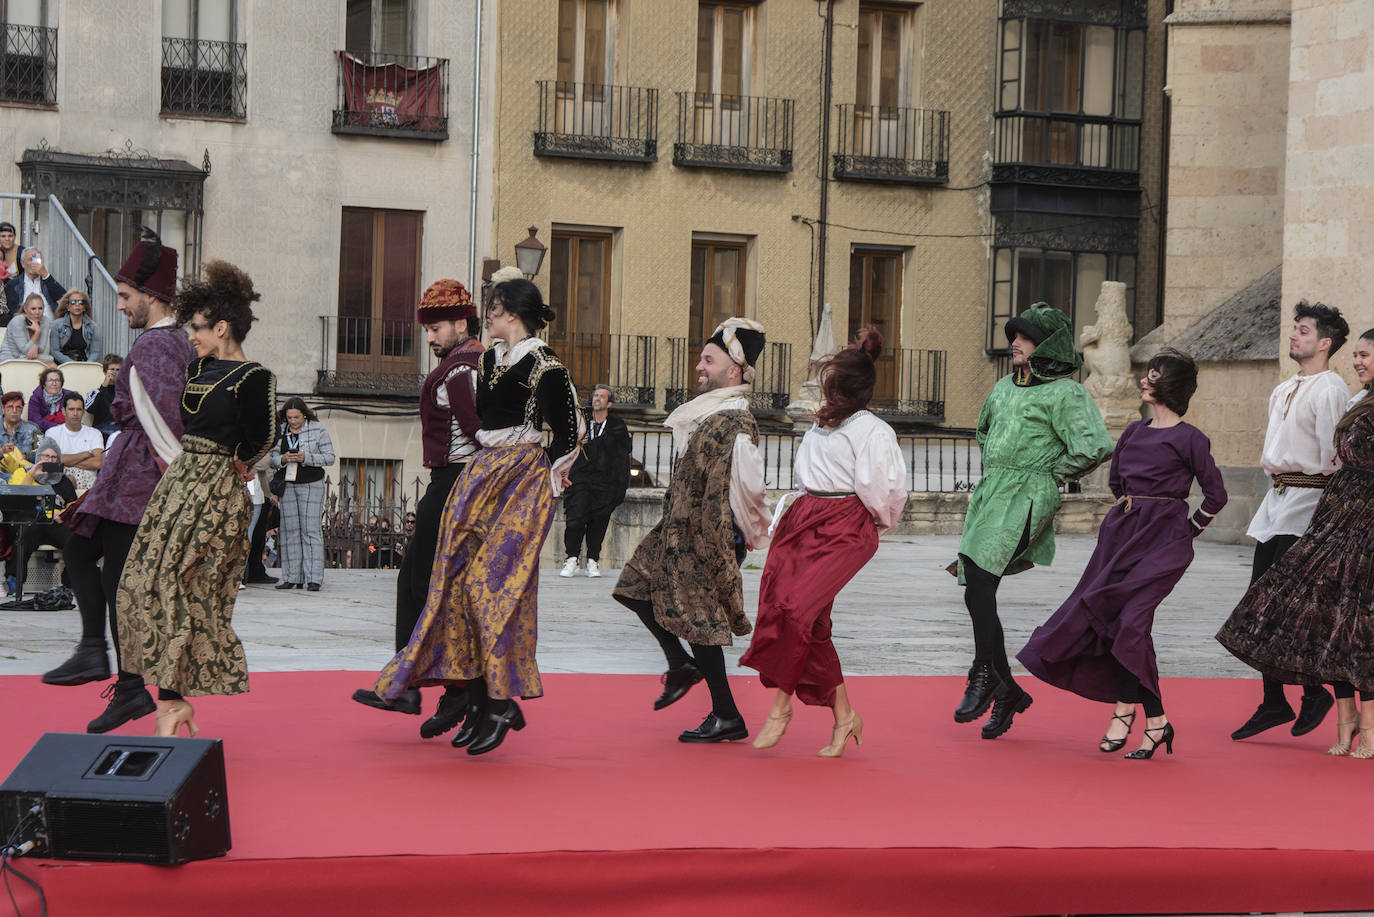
[
  {"xmin": 87, "ymin": 681, "xmax": 156, "ymax": 734},
  {"xmin": 653, "ymin": 663, "xmax": 703, "ymax": 710},
  {"xmin": 42, "ymin": 638, "xmax": 111, "ymax": 686},
  {"xmin": 420, "ymin": 688, "xmax": 468, "ymax": 739},
  {"xmin": 467, "ymin": 699, "xmax": 525, "ymax": 755},
  {"xmin": 450, "ymin": 692, "xmax": 488, "ymax": 748},
  {"xmin": 981, "ymin": 680, "xmax": 1032, "ymax": 739},
  {"xmin": 953, "ymin": 662, "xmax": 1001, "ymax": 723}
]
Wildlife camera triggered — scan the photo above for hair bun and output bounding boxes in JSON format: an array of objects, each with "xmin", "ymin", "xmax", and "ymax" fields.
[
  {"xmin": 201, "ymin": 259, "xmax": 262, "ymax": 304},
  {"xmin": 540, "ymin": 306, "xmax": 556, "ymax": 323},
  {"xmin": 854, "ymin": 324, "xmax": 883, "ymax": 364}
]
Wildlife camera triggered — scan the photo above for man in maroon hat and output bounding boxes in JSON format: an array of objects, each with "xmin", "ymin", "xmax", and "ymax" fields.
[
  {"xmin": 43, "ymin": 230, "xmax": 197, "ymax": 735},
  {"xmin": 352, "ymin": 278, "xmax": 484, "ymax": 739}
]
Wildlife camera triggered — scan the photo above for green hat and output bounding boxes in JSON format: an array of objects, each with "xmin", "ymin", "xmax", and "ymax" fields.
[{"xmin": 1005, "ymin": 303, "xmax": 1082, "ymax": 380}]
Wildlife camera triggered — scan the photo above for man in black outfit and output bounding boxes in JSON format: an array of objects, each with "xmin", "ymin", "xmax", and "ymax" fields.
[
  {"xmin": 352, "ymin": 279, "xmax": 483, "ymax": 740},
  {"xmin": 558, "ymin": 384, "xmax": 632, "ymax": 579}
]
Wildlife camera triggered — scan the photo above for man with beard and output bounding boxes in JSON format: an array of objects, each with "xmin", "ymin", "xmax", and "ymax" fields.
[
  {"xmin": 352, "ymin": 279, "xmax": 483, "ymax": 738},
  {"xmin": 613, "ymin": 318, "xmax": 771, "ymax": 743},
  {"xmin": 43, "ymin": 230, "xmax": 197, "ymax": 734},
  {"xmin": 1229, "ymin": 301, "xmax": 1350, "ymax": 741}
]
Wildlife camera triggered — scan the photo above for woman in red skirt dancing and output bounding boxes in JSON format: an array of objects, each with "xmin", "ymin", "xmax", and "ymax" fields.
[{"xmin": 739, "ymin": 328, "xmax": 907, "ymax": 756}]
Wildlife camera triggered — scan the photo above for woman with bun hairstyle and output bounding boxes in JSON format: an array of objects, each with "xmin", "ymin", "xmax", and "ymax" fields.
[
  {"xmin": 1019, "ymin": 349, "xmax": 1226, "ymax": 760},
  {"xmin": 739, "ymin": 327, "xmax": 908, "ymax": 756},
  {"xmin": 115, "ymin": 260, "xmax": 277, "ymax": 737},
  {"xmin": 370, "ymin": 278, "xmax": 583, "ymax": 756}
]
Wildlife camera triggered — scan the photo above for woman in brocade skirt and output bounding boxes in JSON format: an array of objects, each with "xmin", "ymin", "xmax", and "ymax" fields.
[
  {"xmin": 116, "ymin": 261, "xmax": 277, "ymax": 737},
  {"xmin": 1218, "ymin": 328, "xmax": 1374, "ymax": 758},
  {"xmin": 371, "ymin": 279, "xmax": 582, "ymax": 756},
  {"xmin": 739, "ymin": 328, "xmax": 907, "ymax": 757}
]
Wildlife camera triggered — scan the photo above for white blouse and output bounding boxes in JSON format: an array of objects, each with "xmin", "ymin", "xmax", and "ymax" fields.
[{"xmin": 779, "ymin": 410, "xmax": 908, "ymax": 535}]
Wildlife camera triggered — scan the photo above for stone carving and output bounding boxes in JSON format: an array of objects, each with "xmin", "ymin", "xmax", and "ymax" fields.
[
  {"xmin": 786, "ymin": 302, "xmax": 840, "ymax": 428},
  {"xmin": 1080, "ymin": 281, "xmax": 1141, "ymax": 437}
]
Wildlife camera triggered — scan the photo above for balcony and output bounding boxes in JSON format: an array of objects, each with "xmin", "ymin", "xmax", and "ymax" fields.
[
  {"xmin": 665, "ymin": 338, "xmax": 792, "ymax": 414},
  {"xmin": 317, "ymin": 316, "xmax": 423, "ymax": 396},
  {"xmin": 673, "ymin": 93, "xmax": 793, "ymax": 172},
  {"xmin": 0, "ymin": 24, "xmax": 57, "ymax": 106},
  {"xmin": 545, "ymin": 332, "xmax": 658, "ymax": 407},
  {"xmin": 993, "ymin": 112, "xmax": 1141, "ymax": 191},
  {"xmin": 534, "ymin": 81, "xmax": 658, "ymax": 163},
  {"xmin": 161, "ymin": 37, "xmax": 247, "ymax": 119},
  {"xmin": 869, "ymin": 348, "xmax": 947, "ymax": 422},
  {"xmin": 833, "ymin": 105, "xmax": 949, "ymax": 184},
  {"xmin": 332, "ymin": 51, "xmax": 449, "ymax": 140}
]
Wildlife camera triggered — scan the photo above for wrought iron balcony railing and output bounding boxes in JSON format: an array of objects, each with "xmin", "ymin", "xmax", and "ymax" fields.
[
  {"xmin": 665, "ymin": 338, "xmax": 792, "ymax": 414},
  {"xmin": 535, "ymin": 80, "xmax": 658, "ymax": 162},
  {"xmin": 161, "ymin": 37, "xmax": 247, "ymax": 119},
  {"xmin": 332, "ymin": 51, "xmax": 450, "ymax": 140},
  {"xmin": 993, "ymin": 112, "xmax": 1141, "ymax": 188},
  {"xmin": 673, "ymin": 92, "xmax": 793, "ymax": 172},
  {"xmin": 0, "ymin": 24, "xmax": 57, "ymax": 105},
  {"xmin": 545, "ymin": 332, "xmax": 658, "ymax": 407},
  {"xmin": 317, "ymin": 315, "xmax": 424, "ymax": 395},
  {"xmin": 833, "ymin": 105, "xmax": 949, "ymax": 184},
  {"xmin": 868, "ymin": 348, "xmax": 947, "ymax": 421}
]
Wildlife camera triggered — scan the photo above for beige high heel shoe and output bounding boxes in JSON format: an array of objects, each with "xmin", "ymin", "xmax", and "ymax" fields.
[
  {"xmin": 818, "ymin": 712, "xmax": 863, "ymax": 758},
  {"xmin": 154, "ymin": 699, "xmax": 199, "ymax": 738},
  {"xmin": 752, "ymin": 709, "xmax": 793, "ymax": 749},
  {"xmin": 1325, "ymin": 718, "xmax": 1360, "ymax": 756},
  {"xmin": 1351, "ymin": 727, "xmax": 1374, "ymax": 760}
]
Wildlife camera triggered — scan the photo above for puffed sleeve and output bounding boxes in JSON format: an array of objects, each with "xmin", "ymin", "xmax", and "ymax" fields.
[
  {"xmin": 1313, "ymin": 380, "xmax": 1350, "ymax": 474},
  {"xmin": 535, "ymin": 361, "xmax": 585, "ymax": 495},
  {"xmin": 729, "ymin": 434, "xmax": 771, "ymax": 550},
  {"xmin": 236, "ymin": 366, "xmax": 277, "ymax": 466},
  {"xmin": 1188, "ymin": 427, "xmax": 1228, "ymax": 536},
  {"xmin": 855, "ymin": 420, "xmax": 908, "ymax": 535},
  {"xmin": 1049, "ymin": 383, "xmax": 1114, "ymax": 484}
]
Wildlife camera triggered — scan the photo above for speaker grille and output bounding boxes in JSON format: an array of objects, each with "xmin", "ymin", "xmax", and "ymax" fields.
[{"xmin": 50, "ymin": 799, "xmax": 169, "ymax": 861}]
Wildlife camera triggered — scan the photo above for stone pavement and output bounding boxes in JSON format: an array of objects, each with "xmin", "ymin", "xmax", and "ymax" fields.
[{"xmin": 0, "ymin": 535, "xmax": 1262, "ymax": 683}]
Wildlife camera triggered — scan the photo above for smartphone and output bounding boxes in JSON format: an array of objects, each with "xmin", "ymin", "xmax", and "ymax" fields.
[
  {"xmin": 31, "ymin": 255, "xmax": 41, "ymax": 266},
  {"xmin": 41, "ymin": 461, "xmax": 60, "ymax": 472}
]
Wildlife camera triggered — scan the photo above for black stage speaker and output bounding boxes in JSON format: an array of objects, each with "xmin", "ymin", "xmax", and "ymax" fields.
[{"xmin": 0, "ymin": 732, "xmax": 231, "ymax": 865}]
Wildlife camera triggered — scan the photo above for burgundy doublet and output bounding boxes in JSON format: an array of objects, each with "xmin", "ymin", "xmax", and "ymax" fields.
[{"xmin": 420, "ymin": 346, "xmax": 481, "ymax": 469}]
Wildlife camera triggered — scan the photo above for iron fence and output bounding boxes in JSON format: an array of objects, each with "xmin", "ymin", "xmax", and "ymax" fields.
[
  {"xmin": 161, "ymin": 37, "xmax": 247, "ymax": 119},
  {"xmin": 0, "ymin": 23, "xmax": 57, "ymax": 105},
  {"xmin": 547, "ymin": 331, "xmax": 657, "ymax": 407},
  {"xmin": 332, "ymin": 51, "xmax": 450, "ymax": 140},
  {"xmin": 319, "ymin": 474, "xmax": 425, "ymax": 570},
  {"xmin": 317, "ymin": 315, "xmax": 424, "ymax": 395},
  {"xmin": 673, "ymin": 92, "xmax": 793, "ymax": 172},
  {"xmin": 869, "ymin": 348, "xmax": 947, "ymax": 420},
  {"xmin": 994, "ymin": 112, "xmax": 1141, "ymax": 173},
  {"xmin": 535, "ymin": 80, "xmax": 658, "ymax": 162},
  {"xmin": 833, "ymin": 104, "xmax": 949, "ymax": 183}
]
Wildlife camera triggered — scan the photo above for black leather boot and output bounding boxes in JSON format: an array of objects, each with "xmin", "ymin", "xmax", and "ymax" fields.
[
  {"xmin": 653, "ymin": 663, "xmax": 703, "ymax": 710},
  {"xmin": 420, "ymin": 688, "xmax": 468, "ymax": 739},
  {"xmin": 981, "ymin": 680, "xmax": 1033, "ymax": 739},
  {"xmin": 450, "ymin": 691, "xmax": 488, "ymax": 748},
  {"xmin": 953, "ymin": 662, "xmax": 1001, "ymax": 723},
  {"xmin": 42, "ymin": 638, "xmax": 111, "ymax": 686},
  {"xmin": 466, "ymin": 699, "xmax": 525, "ymax": 755},
  {"xmin": 351, "ymin": 686, "xmax": 422, "ymax": 715},
  {"xmin": 87, "ymin": 681, "xmax": 156, "ymax": 734}
]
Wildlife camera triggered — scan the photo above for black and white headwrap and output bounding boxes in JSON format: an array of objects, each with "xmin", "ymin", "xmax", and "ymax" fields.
[{"xmin": 706, "ymin": 318, "xmax": 766, "ymax": 384}]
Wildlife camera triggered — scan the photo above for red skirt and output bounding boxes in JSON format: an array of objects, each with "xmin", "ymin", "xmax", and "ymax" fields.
[{"xmin": 739, "ymin": 494, "xmax": 879, "ymax": 707}]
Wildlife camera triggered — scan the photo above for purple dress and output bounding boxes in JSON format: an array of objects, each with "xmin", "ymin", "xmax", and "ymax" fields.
[{"xmin": 1018, "ymin": 420, "xmax": 1227, "ymax": 703}]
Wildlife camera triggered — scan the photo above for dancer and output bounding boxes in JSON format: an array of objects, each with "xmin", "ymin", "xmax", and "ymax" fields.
[
  {"xmin": 352, "ymin": 278, "xmax": 483, "ymax": 737},
  {"xmin": 739, "ymin": 328, "xmax": 907, "ymax": 757},
  {"xmin": 116, "ymin": 261, "xmax": 276, "ymax": 736},
  {"xmin": 370, "ymin": 279, "xmax": 581, "ymax": 756},
  {"xmin": 951, "ymin": 304, "xmax": 1113, "ymax": 739},
  {"xmin": 1018, "ymin": 349, "xmax": 1227, "ymax": 759},
  {"xmin": 613, "ymin": 318, "xmax": 771, "ymax": 743},
  {"xmin": 44, "ymin": 231, "xmax": 197, "ymax": 734},
  {"xmin": 1217, "ymin": 326, "xmax": 1374, "ymax": 757},
  {"xmin": 1229, "ymin": 302, "xmax": 1350, "ymax": 741}
]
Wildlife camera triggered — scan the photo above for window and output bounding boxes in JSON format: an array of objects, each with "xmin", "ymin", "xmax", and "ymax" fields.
[
  {"xmin": 338, "ymin": 457, "xmax": 401, "ymax": 512},
  {"xmin": 346, "ymin": 0, "xmax": 412, "ymax": 57},
  {"xmin": 1, "ymin": 0, "xmax": 55, "ymax": 105},
  {"xmin": 547, "ymin": 230, "xmax": 612, "ymax": 388},
  {"xmin": 695, "ymin": 2, "xmax": 754, "ymax": 100},
  {"xmin": 161, "ymin": 0, "xmax": 245, "ymax": 118},
  {"xmin": 848, "ymin": 248, "xmax": 903, "ymax": 401},
  {"xmin": 689, "ymin": 240, "xmax": 746, "ymax": 345},
  {"xmin": 990, "ymin": 246, "xmax": 1136, "ymax": 350},
  {"xmin": 855, "ymin": 3, "xmax": 914, "ymax": 113},
  {"xmin": 556, "ymin": 0, "xmax": 615, "ymax": 90},
  {"xmin": 336, "ymin": 208, "xmax": 422, "ymax": 378}
]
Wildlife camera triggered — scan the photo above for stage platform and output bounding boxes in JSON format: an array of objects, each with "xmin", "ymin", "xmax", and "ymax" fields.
[{"xmin": 2, "ymin": 671, "xmax": 1371, "ymax": 916}]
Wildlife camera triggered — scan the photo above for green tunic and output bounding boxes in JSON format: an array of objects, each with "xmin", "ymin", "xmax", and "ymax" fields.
[{"xmin": 953, "ymin": 373, "xmax": 1114, "ymax": 583}]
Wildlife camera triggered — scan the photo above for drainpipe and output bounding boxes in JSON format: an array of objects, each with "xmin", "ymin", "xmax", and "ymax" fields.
[
  {"xmin": 816, "ymin": 0, "xmax": 835, "ymax": 338},
  {"xmin": 467, "ymin": 0, "xmax": 484, "ymax": 284}
]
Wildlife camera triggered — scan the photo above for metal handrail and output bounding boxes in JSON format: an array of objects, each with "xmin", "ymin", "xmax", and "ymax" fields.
[
  {"xmin": 833, "ymin": 104, "xmax": 950, "ymax": 183},
  {"xmin": 994, "ymin": 110, "xmax": 1142, "ymax": 172},
  {"xmin": 41, "ymin": 194, "xmax": 125, "ymax": 356}
]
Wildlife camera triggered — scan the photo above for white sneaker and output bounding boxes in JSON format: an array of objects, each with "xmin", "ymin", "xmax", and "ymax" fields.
[
  {"xmin": 559, "ymin": 557, "xmax": 579, "ymax": 578},
  {"xmin": 585, "ymin": 559, "xmax": 601, "ymax": 578}
]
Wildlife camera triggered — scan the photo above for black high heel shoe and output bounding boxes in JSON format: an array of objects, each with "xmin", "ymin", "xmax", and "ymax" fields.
[
  {"xmin": 1125, "ymin": 722, "xmax": 1174, "ymax": 760},
  {"xmin": 467, "ymin": 700, "xmax": 525, "ymax": 756},
  {"xmin": 1099, "ymin": 710, "xmax": 1135, "ymax": 753}
]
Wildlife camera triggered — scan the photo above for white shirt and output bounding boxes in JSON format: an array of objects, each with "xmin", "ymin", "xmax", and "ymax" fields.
[
  {"xmin": 1247, "ymin": 369, "xmax": 1350, "ymax": 542},
  {"xmin": 781, "ymin": 411, "xmax": 909, "ymax": 534},
  {"xmin": 48, "ymin": 421, "xmax": 104, "ymax": 490}
]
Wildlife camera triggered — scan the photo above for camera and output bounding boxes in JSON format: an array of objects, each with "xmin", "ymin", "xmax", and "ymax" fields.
[{"xmin": 40, "ymin": 461, "xmax": 60, "ymax": 473}]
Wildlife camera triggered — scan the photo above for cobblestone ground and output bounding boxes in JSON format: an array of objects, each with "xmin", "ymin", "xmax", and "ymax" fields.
[{"xmin": 0, "ymin": 534, "xmax": 1260, "ymax": 681}]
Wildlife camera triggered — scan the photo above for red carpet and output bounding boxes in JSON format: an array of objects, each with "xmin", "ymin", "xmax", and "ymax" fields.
[{"xmin": 2, "ymin": 671, "xmax": 1372, "ymax": 915}]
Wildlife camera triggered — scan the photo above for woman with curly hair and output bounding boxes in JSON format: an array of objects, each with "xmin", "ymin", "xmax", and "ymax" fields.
[
  {"xmin": 116, "ymin": 260, "xmax": 277, "ymax": 737},
  {"xmin": 739, "ymin": 327, "xmax": 908, "ymax": 756}
]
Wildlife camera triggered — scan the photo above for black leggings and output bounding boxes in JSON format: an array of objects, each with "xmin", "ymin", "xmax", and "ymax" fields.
[
  {"xmin": 1118, "ymin": 667, "xmax": 1164, "ymax": 718},
  {"xmin": 1250, "ymin": 535, "xmax": 1326, "ymax": 705},
  {"xmin": 1332, "ymin": 684, "xmax": 1374, "ymax": 702},
  {"xmin": 620, "ymin": 597, "xmax": 739, "ymax": 721},
  {"xmin": 64, "ymin": 520, "xmax": 143, "ymax": 687},
  {"xmin": 960, "ymin": 516, "xmax": 1033, "ymax": 681}
]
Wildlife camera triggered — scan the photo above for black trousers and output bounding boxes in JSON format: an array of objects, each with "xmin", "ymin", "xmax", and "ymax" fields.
[
  {"xmin": 394, "ymin": 464, "xmax": 463, "ymax": 652},
  {"xmin": 617, "ymin": 595, "xmax": 740, "ymax": 721},
  {"xmin": 1251, "ymin": 534, "xmax": 1326, "ymax": 704},
  {"xmin": 959, "ymin": 517, "xmax": 1033, "ymax": 681},
  {"xmin": 63, "ymin": 520, "xmax": 139, "ymax": 676},
  {"xmin": 243, "ymin": 502, "xmax": 271, "ymax": 581},
  {"xmin": 562, "ymin": 486, "xmax": 612, "ymax": 562},
  {"xmin": 6, "ymin": 522, "xmax": 71, "ymax": 587}
]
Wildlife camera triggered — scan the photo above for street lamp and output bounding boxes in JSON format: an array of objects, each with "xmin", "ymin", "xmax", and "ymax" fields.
[{"xmin": 514, "ymin": 226, "xmax": 547, "ymax": 279}]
